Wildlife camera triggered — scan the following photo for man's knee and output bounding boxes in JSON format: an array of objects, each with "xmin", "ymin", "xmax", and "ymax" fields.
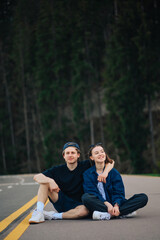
[
  {"xmin": 48, "ymin": 191, "xmax": 59, "ymax": 203},
  {"xmin": 75, "ymin": 205, "xmax": 89, "ymax": 217}
]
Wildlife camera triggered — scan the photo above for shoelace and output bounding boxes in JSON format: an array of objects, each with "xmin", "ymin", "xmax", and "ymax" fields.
[
  {"xmin": 100, "ymin": 214, "xmax": 110, "ymax": 220},
  {"xmin": 32, "ymin": 210, "xmax": 39, "ymax": 216}
]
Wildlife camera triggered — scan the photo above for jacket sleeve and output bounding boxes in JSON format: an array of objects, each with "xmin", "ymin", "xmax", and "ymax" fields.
[
  {"xmin": 110, "ymin": 170, "xmax": 125, "ymax": 206},
  {"xmin": 83, "ymin": 171, "xmax": 105, "ymax": 202}
]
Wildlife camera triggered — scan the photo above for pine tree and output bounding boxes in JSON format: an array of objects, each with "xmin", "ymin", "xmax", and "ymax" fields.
[{"xmin": 103, "ymin": 0, "xmax": 148, "ymax": 173}]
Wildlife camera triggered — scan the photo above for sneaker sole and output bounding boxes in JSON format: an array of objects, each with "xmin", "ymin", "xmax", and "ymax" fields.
[
  {"xmin": 120, "ymin": 211, "xmax": 137, "ymax": 219},
  {"xmin": 29, "ymin": 220, "xmax": 45, "ymax": 224},
  {"xmin": 44, "ymin": 217, "xmax": 52, "ymax": 220}
]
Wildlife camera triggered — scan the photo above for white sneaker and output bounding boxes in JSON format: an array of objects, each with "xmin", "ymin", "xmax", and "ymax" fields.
[
  {"xmin": 43, "ymin": 210, "xmax": 56, "ymax": 220},
  {"xmin": 29, "ymin": 209, "xmax": 45, "ymax": 224},
  {"xmin": 120, "ymin": 211, "xmax": 137, "ymax": 219},
  {"xmin": 92, "ymin": 211, "xmax": 111, "ymax": 220}
]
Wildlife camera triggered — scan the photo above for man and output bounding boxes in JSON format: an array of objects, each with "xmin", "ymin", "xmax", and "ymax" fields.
[{"xmin": 29, "ymin": 142, "xmax": 114, "ymax": 223}]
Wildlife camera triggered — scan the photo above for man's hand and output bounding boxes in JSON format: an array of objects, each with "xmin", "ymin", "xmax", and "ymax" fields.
[
  {"xmin": 49, "ymin": 181, "xmax": 60, "ymax": 193},
  {"xmin": 97, "ymin": 172, "xmax": 108, "ymax": 183},
  {"xmin": 98, "ymin": 160, "xmax": 115, "ymax": 183},
  {"xmin": 33, "ymin": 173, "xmax": 60, "ymax": 193}
]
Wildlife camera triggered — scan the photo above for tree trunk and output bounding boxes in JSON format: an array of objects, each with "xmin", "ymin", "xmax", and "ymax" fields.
[
  {"xmin": 32, "ymin": 109, "xmax": 41, "ymax": 172},
  {"xmin": 0, "ymin": 43, "xmax": 16, "ymax": 159},
  {"xmin": 85, "ymin": 34, "xmax": 95, "ymax": 145},
  {"xmin": 0, "ymin": 123, "xmax": 7, "ymax": 172},
  {"xmin": 90, "ymin": 118, "xmax": 94, "ymax": 145},
  {"xmin": 19, "ymin": 47, "xmax": 31, "ymax": 173},
  {"xmin": 148, "ymin": 95, "xmax": 156, "ymax": 166},
  {"xmin": 87, "ymin": 90, "xmax": 95, "ymax": 145},
  {"xmin": 80, "ymin": 140, "xmax": 85, "ymax": 160},
  {"xmin": 114, "ymin": 0, "xmax": 118, "ymax": 19},
  {"xmin": 34, "ymin": 90, "xmax": 47, "ymax": 153},
  {"xmin": 97, "ymin": 88, "xmax": 105, "ymax": 146}
]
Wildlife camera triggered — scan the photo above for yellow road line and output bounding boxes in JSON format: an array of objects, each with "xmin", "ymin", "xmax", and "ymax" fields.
[
  {"xmin": 4, "ymin": 199, "xmax": 49, "ymax": 240},
  {"xmin": 4, "ymin": 212, "xmax": 33, "ymax": 240},
  {"xmin": 0, "ymin": 195, "xmax": 37, "ymax": 232}
]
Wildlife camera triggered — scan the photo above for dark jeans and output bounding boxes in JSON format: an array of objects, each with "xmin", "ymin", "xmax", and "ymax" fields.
[{"xmin": 82, "ymin": 193, "xmax": 148, "ymax": 216}]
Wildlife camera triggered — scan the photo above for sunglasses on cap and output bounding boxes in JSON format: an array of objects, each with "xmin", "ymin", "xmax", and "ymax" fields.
[
  {"xmin": 88, "ymin": 143, "xmax": 103, "ymax": 156},
  {"xmin": 89, "ymin": 143, "xmax": 103, "ymax": 149}
]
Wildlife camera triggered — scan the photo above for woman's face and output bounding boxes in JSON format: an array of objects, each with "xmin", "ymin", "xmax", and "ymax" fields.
[{"xmin": 90, "ymin": 146, "xmax": 106, "ymax": 164}]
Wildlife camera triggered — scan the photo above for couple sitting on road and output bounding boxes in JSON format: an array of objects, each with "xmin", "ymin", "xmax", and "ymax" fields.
[{"xmin": 29, "ymin": 142, "xmax": 148, "ymax": 223}]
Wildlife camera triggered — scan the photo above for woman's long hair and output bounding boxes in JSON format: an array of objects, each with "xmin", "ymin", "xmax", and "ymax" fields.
[{"xmin": 88, "ymin": 143, "xmax": 113, "ymax": 166}]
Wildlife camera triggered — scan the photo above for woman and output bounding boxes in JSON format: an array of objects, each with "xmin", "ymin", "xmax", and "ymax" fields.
[{"xmin": 82, "ymin": 143, "xmax": 148, "ymax": 220}]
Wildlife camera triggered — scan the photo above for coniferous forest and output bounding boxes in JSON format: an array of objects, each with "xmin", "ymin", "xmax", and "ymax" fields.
[{"xmin": 0, "ymin": 0, "xmax": 160, "ymax": 174}]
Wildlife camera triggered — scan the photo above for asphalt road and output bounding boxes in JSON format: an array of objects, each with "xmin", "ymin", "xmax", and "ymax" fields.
[
  {"xmin": 0, "ymin": 174, "xmax": 39, "ymax": 221},
  {"xmin": 0, "ymin": 174, "xmax": 160, "ymax": 240}
]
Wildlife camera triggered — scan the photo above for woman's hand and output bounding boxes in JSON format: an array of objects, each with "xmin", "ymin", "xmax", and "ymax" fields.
[
  {"xmin": 112, "ymin": 204, "xmax": 120, "ymax": 216},
  {"xmin": 104, "ymin": 201, "xmax": 114, "ymax": 215}
]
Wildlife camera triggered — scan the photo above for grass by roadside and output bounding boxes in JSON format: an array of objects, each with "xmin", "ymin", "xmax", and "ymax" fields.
[{"xmin": 132, "ymin": 173, "xmax": 160, "ymax": 177}]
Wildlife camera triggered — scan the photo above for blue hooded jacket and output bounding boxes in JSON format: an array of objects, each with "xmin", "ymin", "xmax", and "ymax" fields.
[{"xmin": 83, "ymin": 167, "xmax": 126, "ymax": 206}]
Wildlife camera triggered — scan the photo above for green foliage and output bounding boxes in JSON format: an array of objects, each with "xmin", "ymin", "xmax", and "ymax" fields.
[
  {"xmin": 103, "ymin": 0, "xmax": 156, "ymax": 173},
  {"xmin": 0, "ymin": 0, "xmax": 159, "ymax": 174}
]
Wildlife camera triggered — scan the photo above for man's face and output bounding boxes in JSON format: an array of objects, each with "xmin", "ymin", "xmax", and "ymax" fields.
[{"xmin": 63, "ymin": 146, "xmax": 80, "ymax": 165}]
